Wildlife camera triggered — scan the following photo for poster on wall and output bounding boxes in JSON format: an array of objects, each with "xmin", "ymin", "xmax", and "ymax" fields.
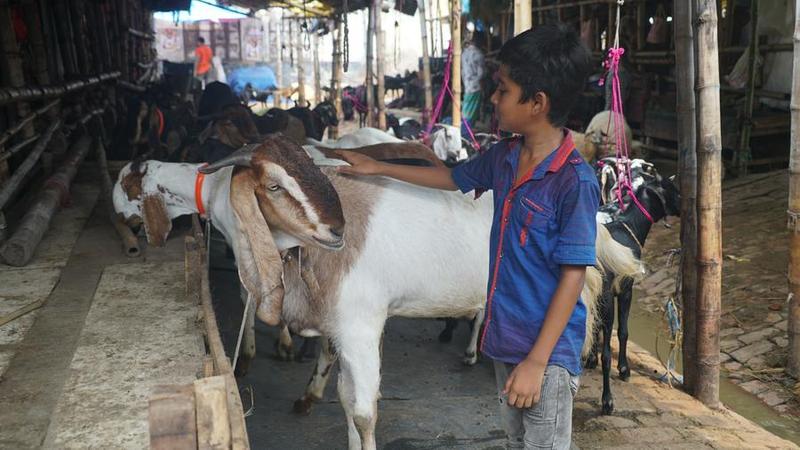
[
  {"xmin": 241, "ymin": 18, "xmax": 264, "ymax": 62},
  {"xmin": 154, "ymin": 19, "xmax": 185, "ymax": 62}
]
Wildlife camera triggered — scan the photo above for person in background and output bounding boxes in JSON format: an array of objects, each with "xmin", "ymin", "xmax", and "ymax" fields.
[
  {"xmin": 461, "ymin": 31, "xmax": 486, "ymax": 133},
  {"xmin": 194, "ymin": 36, "xmax": 213, "ymax": 89}
]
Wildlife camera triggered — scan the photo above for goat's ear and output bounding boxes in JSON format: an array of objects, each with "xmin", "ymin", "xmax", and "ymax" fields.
[
  {"xmin": 229, "ymin": 169, "xmax": 285, "ymax": 326},
  {"xmin": 141, "ymin": 193, "xmax": 172, "ymax": 247}
]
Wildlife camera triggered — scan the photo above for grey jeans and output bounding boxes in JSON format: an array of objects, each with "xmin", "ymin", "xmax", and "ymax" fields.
[{"xmin": 493, "ymin": 361, "xmax": 580, "ymax": 449}]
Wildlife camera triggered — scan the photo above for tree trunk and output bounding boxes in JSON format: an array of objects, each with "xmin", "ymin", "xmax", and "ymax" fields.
[
  {"xmin": 451, "ymin": 0, "xmax": 461, "ymax": 129},
  {"xmin": 694, "ymin": 0, "xmax": 723, "ymax": 409},
  {"xmin": 419, "ymin": 0, "xmax": 433, "ymax": 127},
  {"xmin": 375, "ymin": 0, "xmax": 386, "ymax": 130},
  {"xmin": 786, "ymin": 0, "xmax": 800, "ymax": 378},
  {"xmin": 675, "ymin": 0, "xmax": 699, "ymax": 395}
]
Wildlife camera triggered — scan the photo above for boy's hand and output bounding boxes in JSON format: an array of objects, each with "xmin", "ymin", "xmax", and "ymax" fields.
[
  {"xmin": 503, "ymin": 358, "xmax": 546, "ymax": 409},
  {"xmin": 336, "ymin": 150, "xmax": 383, "ymax": 176}
]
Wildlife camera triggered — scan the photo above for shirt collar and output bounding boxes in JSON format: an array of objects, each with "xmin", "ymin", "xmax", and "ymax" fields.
[{"xmin": 504, "ymin": 130, "xmax": 576, "ymax": 182}]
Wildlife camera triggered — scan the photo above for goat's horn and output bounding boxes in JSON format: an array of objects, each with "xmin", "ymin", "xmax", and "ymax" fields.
[{"xmin": 199, "ymin": 143, "xmax": 261, "ymax": 173}]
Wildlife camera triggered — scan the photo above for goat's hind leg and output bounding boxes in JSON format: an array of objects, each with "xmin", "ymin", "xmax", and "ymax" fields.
[
  {"xmin": 463, "ymin": 308, "xmax": 485, "ymax": 366},
  {"xmin": 616, "ymin": 278, "xmax": 634, "ymax": 381},
  {"xmin": 294, "ymin": 337, "xmax": 338, "ymax": 415},
  {"xmin": 600, "ymin": 280, "xmax": 615, "ymax": 415}
]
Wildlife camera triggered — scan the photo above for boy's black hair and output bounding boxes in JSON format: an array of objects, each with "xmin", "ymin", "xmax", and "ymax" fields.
[
  {"xmin": 498, "ymin": 23, "xmax": 591, "ymax": 127},
  {"xmin": 197, "ymin": 36, "xmax": 205, "ymax": 44}
]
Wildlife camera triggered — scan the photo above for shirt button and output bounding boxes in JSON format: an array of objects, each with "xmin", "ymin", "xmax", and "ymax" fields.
[
  {"xmin": 504, "ymin": 217, "xmax": 508, "ymax": 223},
  {"xmin": 499, "ymin": 252, "xmax": 504, "ymax": 259}
]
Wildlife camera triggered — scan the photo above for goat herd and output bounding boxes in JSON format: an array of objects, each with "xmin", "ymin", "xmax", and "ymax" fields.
[{"xmin": 110, "ymin": 80, "xmax": 680, "ymax": 449}]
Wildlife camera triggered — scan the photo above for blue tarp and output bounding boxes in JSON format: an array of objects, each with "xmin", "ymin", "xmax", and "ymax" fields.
[{"xmin": 227, "ymin": 65, "xmax": 277, "ymax": 94}]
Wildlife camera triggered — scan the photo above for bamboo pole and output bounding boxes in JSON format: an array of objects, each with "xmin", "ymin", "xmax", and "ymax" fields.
[
  {"xmin": 275, "ymin": 15, "xmax": 284, "ymax": 108},
  {"xmin": 21, "ymin": 0, "xmax": 51, "ymax": 85},
  {"xmin": 0, "ymin": 100, "xmax": 59, "ymax": 148},
  {"xmin": 313, "ymin": 32, "xmax": 321, "ymax": 106},
  {"xmin": 0, "ymin": 134, "xmax": 92, "ymax": 267},
  {"xmin": 786, "ymin": 0, "xmax": 800, "ymax": 378},
  {"xmin": 675, "ymin": 0, "xmax": 699, "ymax": 394},
  {"xmin": 330, "ymin": 19, "xmax": 343, "ymax": 139},
  {"xmin": 0, "ymin": 72, "xmax": 120, "ymax": 106},
  {"xmin": 419, "ymin": 0, "xmax": 433, "ymax": 127},
  {"xmin": 514, "ymin": 0, "xmax": 532, "ymax": 35},
  {"xmin": 0, "ymin": 120, "xmax": 61, "ymax": 211},
  {"xmin": 296, "ymin": 21, "xmax": 306, "ymax": 106},
  {"xmin": 734, "ymin": 0, "xmax": 758, "ymax": 176},
  {"xmin": 375, "ymin": 0, "xmax": 386, "ymax": 130},
  {"xmin": 366, "ymin": 5, "xmax": 375, "ymax": 126},
  {"xmin": 451, "ymin": 0, "xmax": 461, "ymax": 128},
  {"xmin": 694, "ymin": 0, "xmax": 723, "ymax": 409}
]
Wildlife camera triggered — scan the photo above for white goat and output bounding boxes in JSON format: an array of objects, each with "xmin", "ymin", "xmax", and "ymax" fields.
[
  {"xmin": 306, "ymin": 127, "xmax": 402, "ymax": 148},
  {"xmin": 200, "ymin": 148, "xmax": 640, "ymax": 450}
]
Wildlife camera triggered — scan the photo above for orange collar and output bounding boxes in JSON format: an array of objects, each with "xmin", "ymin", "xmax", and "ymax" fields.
[{"xmin": 195, "ymin": 164, "xmax": 207, "ymax": 216}]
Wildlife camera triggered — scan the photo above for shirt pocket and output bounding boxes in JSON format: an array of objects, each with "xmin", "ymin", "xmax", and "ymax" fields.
[{"xmin": 517, "ymin": 196, "xmax": 554, "ymax": 246}]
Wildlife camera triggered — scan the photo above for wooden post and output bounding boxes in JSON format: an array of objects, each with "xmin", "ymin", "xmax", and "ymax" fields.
[
  {"xmin": 330, "ymin": 19, "xmax": 343, "ymax": 139},
  {"xmin": 313, "ymin": 32, "xmax": 321, "ymax": 106},
  {"xmin": 675, "ymin": 0, "xmax": 699, "ymax": 394},
  {"xmin": 514, "ymin": 0, "xmax": 532, "ymax": 35},
  {"xmin": 366, "ymin": 4, "xmax": 375, "ymax": 126},
  {"xmin": 451, "ymin": 0, "xmax": 462, "ymax": 129},
  {"xmin": 375, "ymin": 0, "xmax": 386, "ymax": 129},
  {"xmin": 786, "ymin": 0, "xmax": 800, "ymax": 378},
  {"xmin": 275, "ymin": 15, "xmax": 283, "ymax": 108},
  {"xmin": 607, "ymin": 1, "xmax": 615, "ymax": 50},
  {"xmin": 296, "ymin": 21, "xmax": 306, "ymax": 106},
  {"xmin": 419, "ymin": 0, "xmax": 434, "ymax": 127},
  {"xmin": 637, "ymin": 1, "xmax": 646, "ymax": 50},
  {"xmin": 734, "ymin": 0, "xmax": 758, "ymax": 176},
  {"xmin": 694, "ymin": 0, "xmax": 723, "ymax": 409}
]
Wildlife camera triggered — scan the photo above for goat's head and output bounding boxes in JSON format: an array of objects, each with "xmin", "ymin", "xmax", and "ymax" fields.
[
  {"xmin": 635, "ymin": 171, "xmax": 681, "ymax": 221},
  {"xmin": 201, "ymin": 133, "xmax": 345, "ymax": 250},
  {"xmin": 313, "ymin": 100, "xmax": 339, "ymax": 127}
]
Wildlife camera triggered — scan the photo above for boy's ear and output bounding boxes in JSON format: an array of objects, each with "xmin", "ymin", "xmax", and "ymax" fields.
[{"xmin": 529, "ymin": 91, "xmax": 549, "ymax": 118}]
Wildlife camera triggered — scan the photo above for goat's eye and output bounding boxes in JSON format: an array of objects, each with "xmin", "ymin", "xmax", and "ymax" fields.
[{"xmin": 267, "ymin": 184, "xmax": 281, "ymax": 192}]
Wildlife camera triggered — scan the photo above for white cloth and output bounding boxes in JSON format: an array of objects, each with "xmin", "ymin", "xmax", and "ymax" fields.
[{"xmin": 461, "ymin": 44, "xmax": 485, "ymax": 94}]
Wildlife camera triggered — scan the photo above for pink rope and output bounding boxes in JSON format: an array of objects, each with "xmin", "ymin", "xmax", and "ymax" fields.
[
  {"xmin": 343, "ymin": 91, "xmax": 367, "ymax": 113},
  {"xmin": 602, "ymin": 47, "xmax": 654, "ymax": 223}
]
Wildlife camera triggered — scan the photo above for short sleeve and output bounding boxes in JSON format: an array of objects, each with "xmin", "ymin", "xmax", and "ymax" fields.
[
  {"xmin": 552, "ymin": 179, "xmax": 600, "ymax": 266},
  {"xmin": 451, "ymin": 142, "xmax": 500, "ymax": 194}
]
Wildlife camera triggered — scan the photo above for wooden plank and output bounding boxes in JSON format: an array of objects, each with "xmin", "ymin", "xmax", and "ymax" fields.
[
  {"xmin": 194, "ymin": 376, "xmax": 231, "ymax": 450},
  {"xmin": 225, "ymin": 373, "xmax": 250, "ymax": 450},
  {"xmin": 0, "ymin": 299, "xmax": 46, "ymax": 327},
  {"xmin": 149, "ymin": 384, "xmax": 197, "ymax": 450}
]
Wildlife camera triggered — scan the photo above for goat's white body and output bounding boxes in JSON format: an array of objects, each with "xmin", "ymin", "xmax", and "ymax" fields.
[{"xmin": 306, "ymin": 127, "xmax": 403, "ymax": 149}]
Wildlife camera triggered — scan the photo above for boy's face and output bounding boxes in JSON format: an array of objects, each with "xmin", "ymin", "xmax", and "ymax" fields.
[{"xmin": 490, "ymin": 64, "xmax": 548, "ymax": 134}]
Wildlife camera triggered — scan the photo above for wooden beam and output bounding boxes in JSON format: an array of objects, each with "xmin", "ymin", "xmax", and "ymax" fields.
[
  {"xmin": 0, "ymin": 120, "xmax": 61, "ymax": 211},
  {"xmin": 375, "ymin": 0, "xmax": 386, "ymax": 129},
  {"xmin": 330, "ymin": 19, "xmax": 343, "ymax": 139},
  {"xmin": 194, "ymin": 376, "xmax": 231, "ymax": 450},
  {"xmin": 149, "ymin": 385, "xmax": 197, "ymax": 450},
  {"xmin": 419, "ymin": 0, "xmax": 433, "ymax": 127},
  {"xmin": 675, "ymin": 0, "xmax": 698, "ymax": 395},
  {"xmin": 295, "ymin": 21, "xmax": 306, "ymax": 105},
  {"xmin": 275, "ymin": 15, "xmax": 284, "ymax": 108},
  {"xmin": 451, "ymin": 0, "xmax": 461, "ymax": 128},
  {"xmin": 787, "ymin": 0, "xmax": 800, "ymax": 378},
  {"xmin": 312, "ymin": 32, "xmax": 321, "ymax": 106},
  {"xmin": 0, "ymin": 2, "xmax": 33, "ymax": 138},
  {"xmin": 366, "ymin": 4, "xmax": 375, "ymax": 126},
  {"xmin": 694, "ymin": 0, "xmax": 723, "ymax": 409}
]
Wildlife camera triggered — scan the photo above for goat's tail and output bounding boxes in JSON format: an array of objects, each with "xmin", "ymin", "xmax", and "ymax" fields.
[
  {"xmin": 581, "ymin": 265, "xmax": 603, "ymax": 357},
  {"xmin": 596, "ymin": 224, "xmax": 645, "ymax": 292}
]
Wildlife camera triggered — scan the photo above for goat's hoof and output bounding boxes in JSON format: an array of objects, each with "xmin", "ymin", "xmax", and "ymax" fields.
[
  {"xmin": 234, "ymin": 356, "xmax": 252, "ymax": 377},
  {"xmin": 601, "ymin": 400, "xmax": 614, "ymax": 415},
  {"xmin": 463, "ymin": 352, "xmax": 478, "ymax": 366},
  {"xmin": 619, "ymin": 366, "xmax": 631, "ymax": 381},
  {"xmin": 584, "ymin": 354, "xmax": 598, "ymax": 370},
  {"xmin": 292, "ymin": 396, "xmax": 315, "ymax": 415},
  {"xmin": 275, "ymin": 342, "xmax": 294, "ymax": 362}
]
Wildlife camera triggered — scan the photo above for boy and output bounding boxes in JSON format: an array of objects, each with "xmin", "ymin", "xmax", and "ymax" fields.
[
  {"xmin": 338, "ymin": 24, "xmax": 597, "ymax": 449},
  {"xmin": 194, "ymin": 36, "xmax": 213, "ymax": 88}
]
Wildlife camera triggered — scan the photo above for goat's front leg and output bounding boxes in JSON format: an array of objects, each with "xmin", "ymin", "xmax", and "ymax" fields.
[
  {"xmin": 584, "ymin": 325, "xmax": 601, "ymax": 370},
  {"xmin": 616, "ymin": 279, "xmax": 634, "ymax": 381},
  {"xmin": 235, "ymin": 284, "xmax": 256, "ymax": 377},
  {"xmin": 276, "ymin": 325, "xmax": 294, "ymax": 361},
  {"xmin": 463, "ymin": 308, "xmax": 485, "ymax": 366},
  {"xmin": 337, "ymin": 319, "xmax": 384, "ymax": 450},
  {"xmin": 293, "ymin": 337, "xmax": 338, "ymax": 415}
]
